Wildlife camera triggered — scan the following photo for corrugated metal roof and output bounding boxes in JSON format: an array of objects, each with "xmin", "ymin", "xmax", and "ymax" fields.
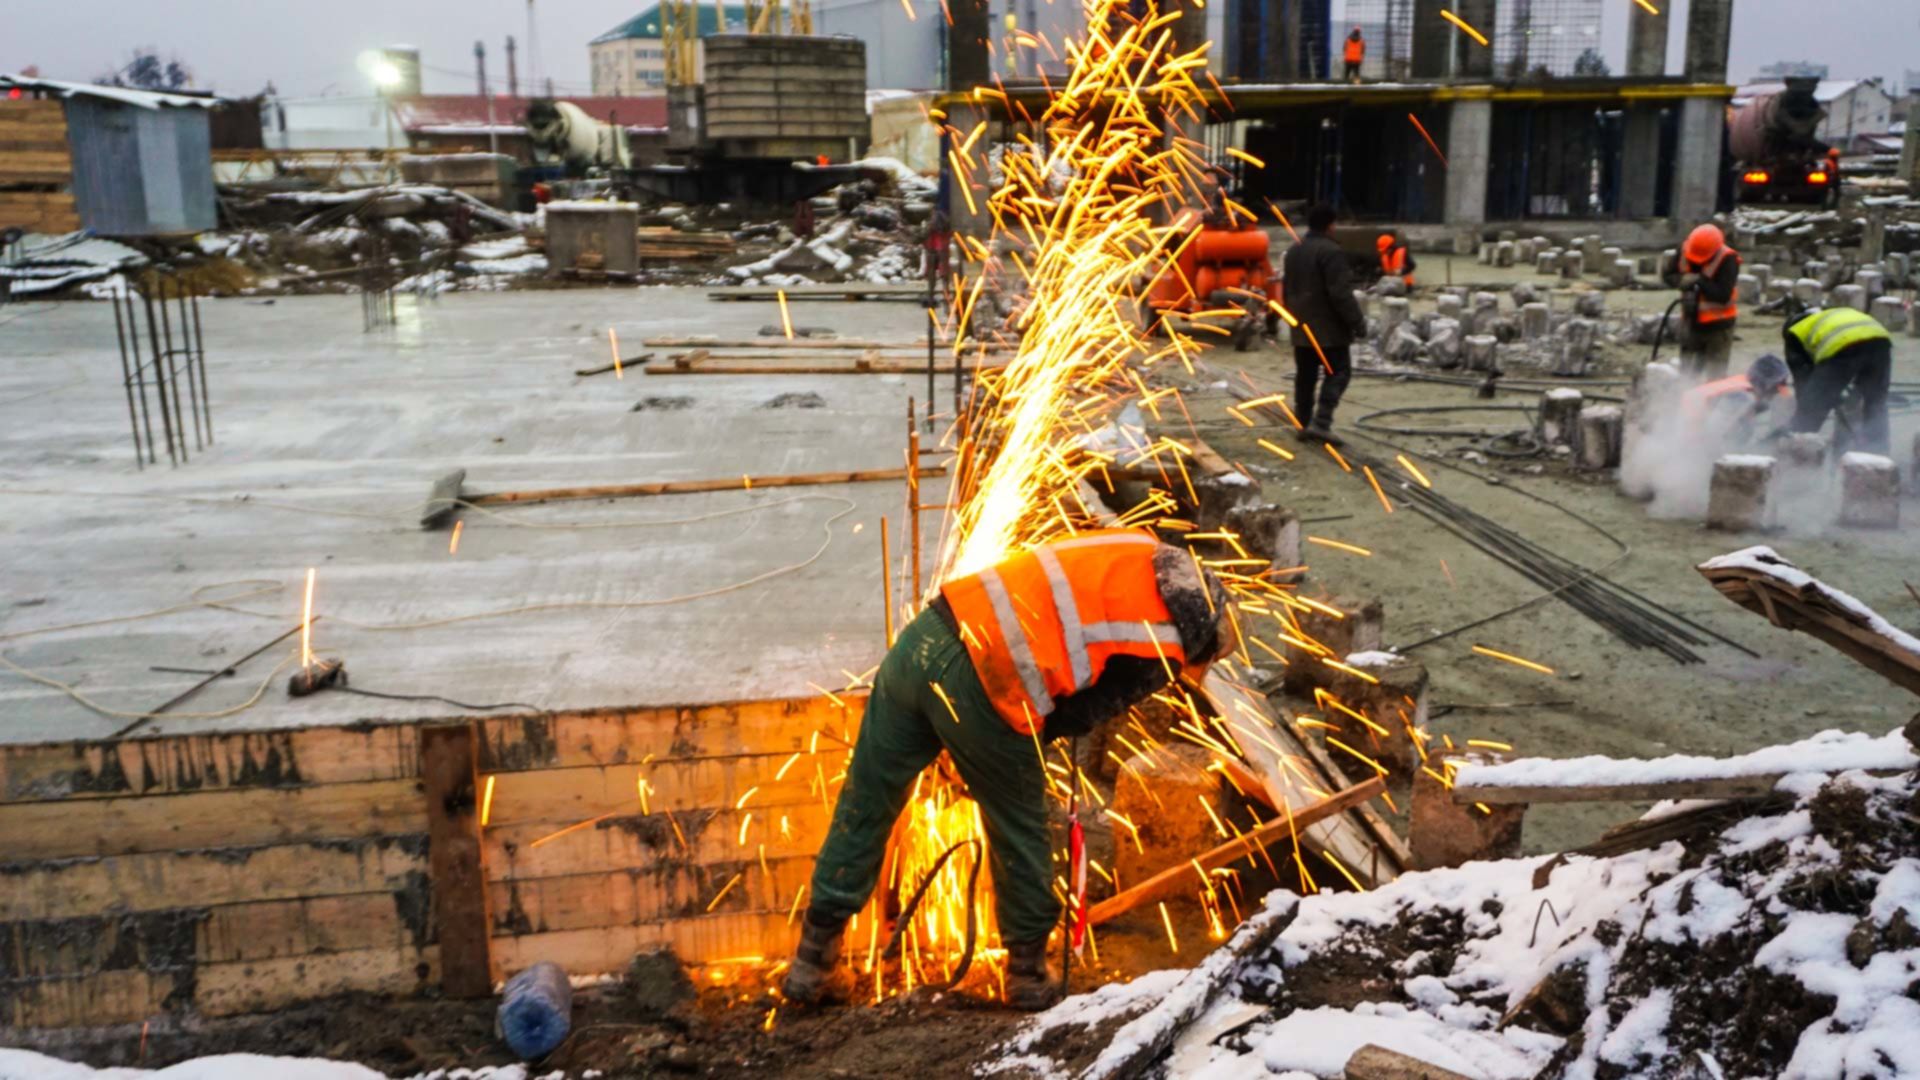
[
  {"xmin": 591, "ymin": 3, "xmax": 750, "ymax": 43},
  {"xmin": 0, "ymin": 74, "xmax": 222, "ymax": 110}
]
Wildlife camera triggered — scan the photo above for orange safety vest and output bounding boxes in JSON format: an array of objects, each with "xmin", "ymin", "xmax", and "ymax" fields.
[
  {"xmin": 1691, "ymin": 245, "xmax": 1740, "ymax": 325},
  {"xmin": 939, "ymin": 530, "xmax": 1190, "ymax": 735},
  {"xmin": 1381, "ymin": 246, "xmax": 1412, "ymax": 286},
  {"xmin": 1344, "ymin": 36, "xmax": 1365, "ymax": 65}
]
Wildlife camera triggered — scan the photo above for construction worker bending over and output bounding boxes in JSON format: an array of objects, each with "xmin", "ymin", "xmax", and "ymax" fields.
[
  {"xmin": 1282, "ymin": 204, "xmax": 1369, "ymax": 445},
  {"xmin": 1679, "ymin": 353, "xmax": 1792, "ymax": 447},
  {"xmin": 783, "ymin": 530, "xmax": 1236, "ymax": 1011},
  {"xmin": 1782, "ymin": 306, "xmax": 1894, "ymax": 455},
  {"xmin": 1343, "ymin": 27, "xmax": 1366, "ymax": 83},
  {"xmin": 1376, "ymin": 233, "xmax": 1415, "ymax": 290},
  {"xmin": 1662, "ymin": 224, "xmax": 1741, "ymax": 380}
]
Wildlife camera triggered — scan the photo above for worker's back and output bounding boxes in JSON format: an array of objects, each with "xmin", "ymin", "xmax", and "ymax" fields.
[{"xmin": 1282, "ymin": 231, "xmax": 1366, "ymax": 349}]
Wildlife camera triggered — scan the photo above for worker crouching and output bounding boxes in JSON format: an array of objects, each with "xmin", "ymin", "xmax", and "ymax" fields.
[
  {"xmin": 1663, "ymin": 224, "xmax": 1742, "ymax": 380},
  {"xmin": 783, "ymin": 530, "xmax": 1236, "ymax": 1011},
  {"xmin": 1783, "ymin": 306, "xmax": 1894, "ymax": 455},
  {"xmin": 1376, "ymin": 233, "xmax": 1415, "ymax": 291}
]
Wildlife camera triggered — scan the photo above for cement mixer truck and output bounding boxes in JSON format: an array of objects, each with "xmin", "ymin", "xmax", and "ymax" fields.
[
  {"xmin": 1729, "ymin": 76, "xmax": 1835, "ymax": 205},
  {"xmin": 525, "ymin": 99, "xmax": 632, "ymax": 173}
]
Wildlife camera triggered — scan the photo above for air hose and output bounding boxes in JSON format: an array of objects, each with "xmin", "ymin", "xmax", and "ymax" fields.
[{"xmin": 881, "ymin": 837, "xmax": 983, "ymax": 993}]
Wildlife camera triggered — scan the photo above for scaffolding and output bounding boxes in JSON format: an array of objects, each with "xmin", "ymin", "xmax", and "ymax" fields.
[{"xmin": 1343, "ymin": 0, "xmax": 1606, "ymax": 81}]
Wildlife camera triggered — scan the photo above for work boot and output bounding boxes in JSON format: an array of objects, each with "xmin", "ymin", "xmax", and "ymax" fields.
[
  {"xmin": 1304, "ymin": 419, "xmax": 1345, "ymax": 447},
  {"xmin": 1004, "ymin": 938, "xmax": 1062, "ymax": 1011},
  {"xmin": 781, "ymin": 916, "xmax": 850, "ymax": 1005}
]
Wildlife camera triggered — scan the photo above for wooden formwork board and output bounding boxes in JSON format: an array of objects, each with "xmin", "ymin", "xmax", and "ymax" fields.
[{"xmin": 0, "ymin": 693, "xmax": 863, "ymax": 1033}]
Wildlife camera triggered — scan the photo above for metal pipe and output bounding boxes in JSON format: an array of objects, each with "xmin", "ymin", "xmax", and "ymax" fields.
[
  {"xmin": 880, "ymin": 515, "xmax": 894, "ymax": 646},
  {"xmin": 909, "ymin": 399, "xmax": 923, "ymax": 602}
]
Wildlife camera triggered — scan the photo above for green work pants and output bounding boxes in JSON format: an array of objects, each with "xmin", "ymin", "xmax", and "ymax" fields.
[{"xmin": 806, "ymin": 605, "xmax": 1061, "ymax": 945}]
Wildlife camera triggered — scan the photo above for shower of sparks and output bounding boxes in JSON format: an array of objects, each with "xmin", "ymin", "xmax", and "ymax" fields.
[
  {"xmin": 1632, "ymin": 0, "xmax": 1660, "ymax": 14},
  {"xmin": 1439, "ymin": 8, "xmax": 1489, "ymax": 46},
  {"xmin": 1471, "ymin": 645, "xmax": 1557, "ymax": 676},
  {"xmin": 300, "ymin": 568, "xmax": 316, "ymax": 671}
]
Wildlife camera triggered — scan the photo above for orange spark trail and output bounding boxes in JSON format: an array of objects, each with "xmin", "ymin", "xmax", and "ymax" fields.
[
  {"xmin": 1471, "ymin": 645, "xmax": 1557, "ymax": 675},
  {"xmin": 1408, "ymin": 113, "xmax": 1449, "ymax": 167},
  {"xmin": 1440, "ymin": 8, "xmax": 1489, "ymax": 45}
]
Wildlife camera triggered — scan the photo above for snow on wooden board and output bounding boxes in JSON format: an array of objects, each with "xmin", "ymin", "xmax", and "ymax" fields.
[
  {"xmin": 1453, "ymin": 728, "xmax": 1915, "ymax": 796},
  {"xmin": 1700, "ymin": 545, "xmax": 1920, "ymax": 664}
]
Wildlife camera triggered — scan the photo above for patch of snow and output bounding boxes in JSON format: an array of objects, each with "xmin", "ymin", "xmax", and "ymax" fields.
[
  {"xmin": 0, "ymin": 1051, "xmax": 385, "ymax": 1079},
  {"xmin": 1716, "ymin": 453, "xmax": 1776, "ymax": 468},
  {"xmin": 1839, "ymin": 451, "xmax": 1896, "ymax": 471},
  {"xmin": 545, "ymin": 200, "xmax": 637, "ymax": 213},
  {"xmin": 1344, "ymin": 650, "xmax": 1402, "ymax": 668},
  {"xmin": 466, "ymin": 254, "xmax": 548, "ymax": 276},
  {"xmin": 1598, "ymin": 989, "xmax": 1673, "ymax": 1068},
  {"xmin": 1211, "ymin": 1003, "xmax": 1548, "ymax": 1079},
  {"xmin": 1454, "ymin": 729, "xmax": 1915, "ymax": 792}
]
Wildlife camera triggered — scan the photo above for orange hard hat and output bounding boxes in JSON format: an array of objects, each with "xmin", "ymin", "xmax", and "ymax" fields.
[
  {"xmin": 1683, "ymin": 223, "xmax": 1724, "ymax": 265},
  {"xmin": 1376, "ymin": 234, "xmax": 1394, "ymax": 251}
]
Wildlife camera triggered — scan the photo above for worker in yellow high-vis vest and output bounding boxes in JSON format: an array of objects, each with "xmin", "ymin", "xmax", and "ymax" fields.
[
  {"xmin": 1781, "ymin": 306, "xmax": 1894, "ymax": 455},
  {"xmin": 781, "ymin": 529, "xmax": 1236, "ymax": 1011}
]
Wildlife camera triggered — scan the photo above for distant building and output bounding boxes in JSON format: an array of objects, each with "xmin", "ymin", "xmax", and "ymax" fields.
[
  {"xmin": 1756, "ymin": 60, "xmax": 1829, "ymax": 80},
  {"xmin": 590, "ymin": 4, "xmax": 749, "ymax": 94}
]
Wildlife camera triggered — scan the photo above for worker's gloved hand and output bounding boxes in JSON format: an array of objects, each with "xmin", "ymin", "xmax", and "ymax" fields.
[{"xmin": 1678, "ymin": 273, "xmax": 1701, "ymax": 289}]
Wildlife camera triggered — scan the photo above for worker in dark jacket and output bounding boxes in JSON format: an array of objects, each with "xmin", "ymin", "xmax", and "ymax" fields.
[
  {"xmin": 783, "ymin": 530, "xmax": 1235, "ymax": 1011},
  {"xmin": 1281, "ymin": 204, "xmax": 1369, "ymax": 444},
  {"xmin": 1782, "ymin": 306, "xmax": 1893, "ymax": 454},
  {"xmin": 1661, "ymin": 223, "xmax": 1742, "ymax": 381}
]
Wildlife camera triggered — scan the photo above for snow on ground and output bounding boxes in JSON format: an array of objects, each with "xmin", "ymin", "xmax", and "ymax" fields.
[
  {"xmin": 979, "ymin": 760, "xmax": 1920, "ymax": 1079},
  {"xmin": 1454, "ymin": 728, "xmax": 1916, "ymax": 792}
]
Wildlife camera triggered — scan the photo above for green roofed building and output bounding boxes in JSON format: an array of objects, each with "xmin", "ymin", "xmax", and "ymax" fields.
[{"xmin": 589, "ymin": 4, "xmax": 750, "ymax": 95}]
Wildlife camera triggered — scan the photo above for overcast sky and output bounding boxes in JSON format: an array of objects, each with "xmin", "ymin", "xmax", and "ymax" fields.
[{"xmin": 4, "ymin": 0, "xmax": 1917, "ymax": 98}]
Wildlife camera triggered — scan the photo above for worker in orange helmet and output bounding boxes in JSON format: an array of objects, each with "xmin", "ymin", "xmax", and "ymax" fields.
[
  {"xmin": 1678, "ymin": 353, "xmax": 1793, "ymax": 446},
  {"xmin": 782, "ymin": 530, "xmax": 1238, "ymax": 1011},
  {"xmin": 1661, "ymin": 223, "xmax": 1742, "ymax": 381},
  {"xmin": 1376, "ymin": 233, "xmax": 1415, "ymax": 289},
  {"xmin": 1343, "ymin": 27, "xmax": 1366, "ymax": 83}
]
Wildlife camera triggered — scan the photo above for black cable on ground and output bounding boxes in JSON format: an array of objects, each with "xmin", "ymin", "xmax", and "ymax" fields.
[
  {"xmin": 337, "ymin": 685, "xmax": 544, "ymax": 713},
  {"xmin": 1355, "ymin": 403, "xmax": 1540, "ymax": 438}
]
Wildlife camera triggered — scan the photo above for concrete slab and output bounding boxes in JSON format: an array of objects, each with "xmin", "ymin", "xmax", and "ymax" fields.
[{"xmin": 0, "ymin": 289, "xmax": 950, "ymax": 742}]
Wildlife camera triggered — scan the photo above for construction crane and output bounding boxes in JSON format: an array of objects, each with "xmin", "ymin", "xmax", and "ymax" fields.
[{"xmin": 663, "ymin": 0, "xmax": 812, "ymax": 88}]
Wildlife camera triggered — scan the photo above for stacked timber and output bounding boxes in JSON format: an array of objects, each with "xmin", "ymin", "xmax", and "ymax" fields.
[{"xmin": 0, "ymin": 98, "xmax": 79, "ymax": 234}]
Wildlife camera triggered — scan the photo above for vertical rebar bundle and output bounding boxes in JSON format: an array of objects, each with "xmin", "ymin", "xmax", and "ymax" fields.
[
  {"xmin": 110, "ymin": 275, "xmax": 214, "ymax": 469},
  {"xmin": 360, "ymin": 227, "xmax": 398, "ymax": 331}
]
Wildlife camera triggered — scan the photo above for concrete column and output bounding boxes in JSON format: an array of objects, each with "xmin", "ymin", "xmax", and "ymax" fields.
[
  {"xmin": 1902, "ymin": 95, "xmax": 1920, "ymax": 186},
  {"xmin": 1411, "ymin": 0, "xmax": 1452, "ymax": 80},
  {"xmin": 1683, "ymin": 0, "xmax": 1733, "ymax": 83},
  {"xmin": 1671, "ymin": 96, "xmax": 1723, "ymax": 229},
  {"xmin": 946, "ymin": 0, "xmax": 990, "ymax": 91},
  {"xmin": 1451, "ymin": 0, "xmax": 1495, "ymax": 80},
  {"xmin": 1443, "ymin": 97, "xmax": 1491, "ymax": 227},
  {"xmin": 1626, "ymin": 0, "xmax": 1668, "ymax": 77},
  {"xmin": 1264, "ymin": 0, "xmax": 1304, "ymax": 81},
  {"xmin": 943, "ymin": 101, "xmax": 993, "ymax": 244}
]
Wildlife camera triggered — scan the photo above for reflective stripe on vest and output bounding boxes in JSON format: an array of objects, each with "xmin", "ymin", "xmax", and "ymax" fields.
[
  {"xmin": 1791, "ymin": 307, "xmax": 1890, "ymax": 363},
  {"xmin": 939, "ymin": 530, "xmax": 1185, "ymax": 734},
  {"xmin": 1693, "ymin": 246, "xmax": 1739, "ymax": 324}
]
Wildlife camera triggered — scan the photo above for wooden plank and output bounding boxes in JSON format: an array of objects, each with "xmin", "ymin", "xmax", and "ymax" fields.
[
  {"xmin": 1454, "ymin": 774, "xmax": 1788, "ymax": 805},
  {"xmin": 1700, "ymin": 562, "xmax": 1920, "ymax": 698},
  {"xmin": 648, "ymin": 360, "xmax": 1003, "ymax": 376},
  {"xmin": 422, "ymin": 725, "xmax": 492, "ymax": 997},
  {"xmin": 0, "ymin": 100, "xmax": 66, "ymax": 122},
  {"xmin": 484, "ymin": 753, "xmax": 838, "ymax": 828},
  {"xmin": 641, "ymin": 336, "xmax": 992, "ymax": 351},
  {"xmin": 1086, "ymin": 776, "xmax": 1386, "ymax": 926},
  {"xmin": 0, "ymin": 723, "xmax": 423, "ymax": 804},
  {"xmin": 1345, "ymin": 1044, "xmax": 1477, "ymax": 1080},
  {"xmin": 2, "ymin": 969, "xmax": 176, "ymax": 1030},
  {"xmin": 484, "ymin": 799, "xmax": 832, "ymax": 881},
  {"xmin": 707, "ymin": 283, "xmax": 929, "ymax": 301},
  {"xmin": 0, "ymin": 694, "xmax": 864, "ymax": 804},
  {"xmin": 0, "ymin": 836, "xmax": 429, "ymax": 922},
  {"xmin": 465, "ymin": 467, "xmax": 941, "ymax": 507},
  {"xmin": 0, "ymin": 150, "xmax": 73, "ymax": 183},
  {"xmin": 491, "ymin": 911, "xmax": 797, "ymax": 974},
  {"xmin": 491, "ymin": 857, "xmax": 812, "ymax": 937},
  {"xmin": 0, "ymin": 778, "xmax": 426, "ymax": 860}
]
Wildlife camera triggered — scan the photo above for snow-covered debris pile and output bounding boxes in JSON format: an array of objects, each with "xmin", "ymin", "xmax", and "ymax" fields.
[
  {"xmin": 982, "ymin": 763, "xmax": 1920, "ymax": 1079},
  {"xmin": 1455, "ymin": 727, "xmax": 1917, "ymax": 794},
  {"xmin": 0, "ymin": 233, "xmax": 147, "ymax": 295}
]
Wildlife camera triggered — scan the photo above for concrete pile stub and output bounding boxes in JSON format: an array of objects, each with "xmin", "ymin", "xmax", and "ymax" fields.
[
  {"xmin": 1463, "ymin": 334, "xmax": 1498, "ymax": 372},
  {"xmin": 1436, "ymin": 293, "xmax": 1465, "ymax": 321},
  {"xmin": 1380, "ymin": 296, "xmax": 1411, "ymax": 341},
  {"xmin": 1871, "ymin": 296, "xmax": 1906, "ymax": 332},
  {"xmin": 1520, "ymin": 302, "xmax": 1551, "ymax": 340},
  {"xmin": 1638, "ymin": 253, "xmax": 1661, "ymax": 276},
  {"xmin": 1573, "ymin": 291, "xmax": 1605, "ymax": 318},
  {"xmin": 1887, "ymin": 253, "xmax": 1910, "ymax": 288},
  {"xmin": 1375, "ymin": 276, "xmax": 1410, "ymax": 298},
  {"xmin": 1469, "ymin": 292, "xmax": 1501, "ymax": 335},
  {"xmin": 1282, "ymin": 595, "xmax": 1385, "ymax": 696},
  {"xmin": 1775, "ymin": 431, "xmax": 1829, "ymax": 471},
  {"xmin": 1763, "ymin": 279, "xmax": 1791, "ymax": 304},
  {"xmin": 1857, "ymin": 269, "xmax": 1886, "ymax": 300},
  {"xmin": 1478, "ymin": 242, "xmax": 1495, "ymax": 265},
  {"xmin": 1327, "ymin": 651, "xmax": 1430, "ymax": 790},
  {"xmin": 1539, "ymin": 388, "xmax": 1583, "ymax": 445},
  {"xmin": 1428, "ymin": 317, "xmax": 1463, "ymax": 368},
  {"xmin": 1792, "ymin": 278, "xmax": 1823, "ymax": 305},
  {"xmin": 1750, "ymin": 263, "xmax": 1773, "ymax": 290},
  {"xmin": 1576, "ymin": 404, "xmax": 1624, "ymax": 469},
  {"xmin": 1832, "ymin": 284, "xmax": 1868, "ymax": 312},
  {"xmin": 1560, "ymin": 250, "xmax": 1585, "ymax": 279},
  {"xmin": 1706, "ymin": 454, "xmax": 1774, "ymax": 530},
  {"xmin": 1736, "ymin": 273, "xmax": 1759, "ymax": 301},
  {"xmin": 1411, "ymin": 751, "xmax": 1525, "ymax": 871},
  {"xmin": 1554, "ymin": 318, "xmax": 1598, "ymax": 377},
  {"xmin": 1383, "ymin": 323, "xmax": 1424, "ymax": 365},
  {"xmin": 1838, "ymin": 453, "xmax": 1900, "ymax": 529},
  {"xmin": 1494, "ymin": 241, "xmax": 1516, "ymax": 267},
  {"xmin": 1221, "ymin": 501, "xmax": 1302, "ymax": 582},
  {"xmin": 1912, "ymin": 432, "xmax": 1920, "ymax": 494},
  {"xmin": 1609, "ymin": 259, "xmax": 1636, "ymax": 287}
]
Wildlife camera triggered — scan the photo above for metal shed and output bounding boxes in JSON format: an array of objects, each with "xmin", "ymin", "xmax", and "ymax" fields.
[{"xmin": 0, "ymin": 75, "xmax": 219, "ymax": 236}]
